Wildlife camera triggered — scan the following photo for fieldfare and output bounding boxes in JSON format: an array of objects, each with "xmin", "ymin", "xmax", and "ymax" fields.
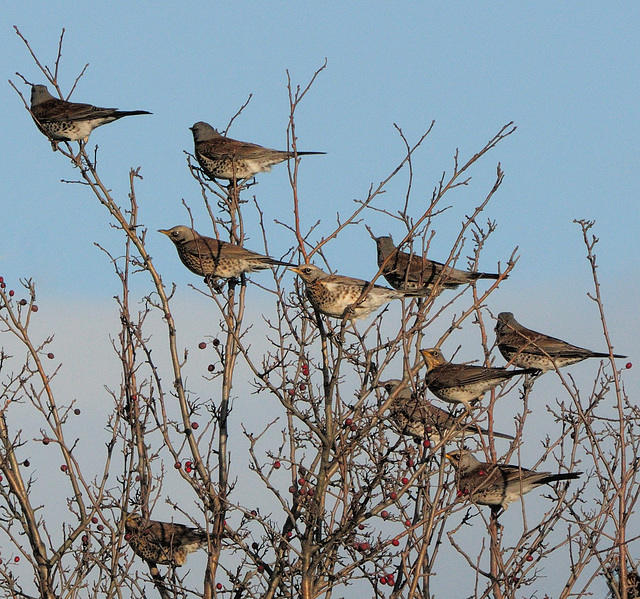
[
  {"xmin": 159, "ymin": 225, "xmax": 293, "ymax": 283},
  {"xmin": 30, "ymin": 84, "xmax": 150, "ymax": 144},
  {"xmin": 379, "ymin": 379, "xmax": 515, "ymax": 445},
  {"xmin": 124, "ymin": 513, "xmax": 207, "ymax": 566},
  {"xmin": 374, "ymin": 235, "xmax": 503, "ymax": 296},
  {"xmin": 495, "ymin": 312, "xmax": 627, "ymax": 373},
  {"xmin": 420, "ymin": 348, "xmax": 537, "ymax": 411},
  {"xmin": 290, "ymin": 264, "xmax": 417, "ymax": 320},
  {"xmin": 445, "ymin": 449, "xmax": 581, "ymax": 514},
  {"xmin": 191, "ymin": 121, "xmax": 325, "ymax": 181}
]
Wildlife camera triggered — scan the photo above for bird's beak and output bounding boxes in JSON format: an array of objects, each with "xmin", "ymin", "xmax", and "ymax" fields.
[
  {"xmin": 444, "ymin": 453, "xmax": 453, "ymax": 461},
  {"xmin": 158, "ymin": 229, "xmax": 171, "ymax": 236},
  {"xmin": 289, "ymin": 266, "xmax": 302, "ymax": 275}
]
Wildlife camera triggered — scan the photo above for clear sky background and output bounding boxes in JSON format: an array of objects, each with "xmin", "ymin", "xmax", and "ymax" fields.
[{"xmin": 1, "ymin": 3, "xmax": 639, "ymax": 597}]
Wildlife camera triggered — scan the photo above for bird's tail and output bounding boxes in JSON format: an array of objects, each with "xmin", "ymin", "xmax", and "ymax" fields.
[
  {"xmin": 294, "ymin": 151, "xmax": 326, "ymax": 156},
  {"xmin": 116, "ymin": 110, "xmax": 152, "ymax": 118},
  {"xmin": 470, "ymin": 271, "xmax": 505, "ymax": 281},
  {"xmin": 541, "ymin": 472, "xmax": 582, "ymax": 484}
]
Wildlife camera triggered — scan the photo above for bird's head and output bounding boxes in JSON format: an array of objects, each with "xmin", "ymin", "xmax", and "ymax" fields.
[
  {"xmin": 30, "ymin": 84, "xmax": 55, "ymax": 107},
  {"xmin": 158, "ymin": 225, "xmax": 199, "ymax": 245},
  {"xmin": 190, "ymin": 121, "xmax": 221, "ymax": 142},
  {"xmin": 289, "ymin": 264, "xmax": 328, "ymax": 283},
  {"xmin": 420, "ymin": 348, "xmax": 446, "ymax": 370}
]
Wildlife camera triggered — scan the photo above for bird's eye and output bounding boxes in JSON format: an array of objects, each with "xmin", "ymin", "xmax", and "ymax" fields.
[{"xmin": 304, "ymin": 268, "xmax": 312, "ymax": 274}]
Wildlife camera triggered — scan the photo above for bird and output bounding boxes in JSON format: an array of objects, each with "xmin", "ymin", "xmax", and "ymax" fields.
[
  {"xmin": 495, "ymin": 312, "xmax": 627, "ymax": 373},
  {"xmin": 290, "ymin": 264, "xmax": 418, "ymax": 320},
  {"xmin": 374, "ymin": 235, "xmax": 503, "ymax": 296},
  {"xmin": 159, "ymin": 225, "xmax": 293, "ymax": 283},
  {"xmin": 420, "ymin": 348, "xmax": 538, "ymax": 411},
  {"xmin": 191, "ymin": 121, "xmax": 325, "ymax": 181},
  {"xmin": 30, "ymin": 84, "xmax": 150, "ymax": 144},
  {"xmin": 445, "ymin": 449, "xmax": 581, "ymax": 514},
  {"xmin": 379, "ymin": 379, "xmax": 515, "ymax": 445},
  {"xmin": 123, "ymin": 512, "xmax": 208, "ymax": 566}
]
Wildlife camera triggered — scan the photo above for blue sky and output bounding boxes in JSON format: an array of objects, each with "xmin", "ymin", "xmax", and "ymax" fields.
[{"xmin": 1, "ymin": 2, "xmax": 638, "ymax": 596}]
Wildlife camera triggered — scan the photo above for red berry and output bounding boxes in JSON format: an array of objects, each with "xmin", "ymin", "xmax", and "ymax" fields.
[
  {"xmin": 47, "ymin": 353, "xmax": 54, "ymax": 359},
  {"xmin": 299, "ymin": 383, "xmax": 307, "ymax": 391},
  {"xmin": 526, "ymin": 555, "xmax": 534, "ymax": 562},
  {"xmin": 286, "ymin": 531, "xmax": 292, "ymax": 538},
  {"xmin": 43, "ymin": 437, "xmax": 50, "ymax": 445},
  {"xmin": 307, "ymin": 487, "xmax": 314, "ymax": 496},
  {"xmin": 192, "ymin": 422, "xmax": 199, "ymax": 430},
  {"xmin": 198, "ymin": 341, "xmax": 207, "ymax": 350},
  {"xmin": 74, "ymin": 408, "xmax": 81, "ymax": 415},
  {"xmin": 423, "ymin": 440, "xmax": 431, "ymax": 448},
  {"xmin": 289, "ymin": 486, "xmax": 296, "ymax": 494},
  {"xmin": 91, "ymin": 517, "xmax": 98, "ymax": 524},
  {"xmin": 212, "ymin": 338, "xmax": 220, "ymax": 347},
  {"xmin": 404, "ymin": 519, "xmax": 411, "ymax": 527},
  {"xmin": 23, "ymin": 460, "xmax": 30, "ymax": 467},
  {"xmin": 392, "ymin": 538, "xmax": 400, "ymax": 547},
  {"xmin": 349, "ymin": 424, "xmax": 358, "ymax": 432},
  {"xmin": 360, "ymin": 542, "xmax": 369, "ymax": 551},
  {"xmin": 207, "ymin": 364, "xmax": 215, "ymax": 372},
  {"xmin": 389, "ymin": 492, "xmax": 398, "ymax": 500},
  {"xmin": 185, "ymin": 461, "xmax": 193, "ymax": 469},
  {"xmin": 0, "ymin": 475, "xmax": 3, "ymax": 482},
  {"xmin": 298, "ymin": 478, "xmax": 305, "ymax": 485},
  {"xmin": 82, "ymin": 535, "xmax": 89, "ymax": 544},
  {"xmin": 478, "ymin": 470, "xmax": 486, "ymax": 476},
  {"xmin": 345, "ymin": 418, "xmax": 353, "ymax": 426},
  {"xmin": 174, "ymin": 462, "xmax": 182, "ymax": 469},
  {"xmin": 274, "ymin": 460, "xmax": 281, "ymax": 469},
  {"xmin": 8, "ymin": 290, "xmax": 14, "ymax": 297},
  {"xmin": 425, "ymin": 426, "xmax": 433, "ymax": 434},
  {"xmin": 216, "ymin": 583, "xmax": 222, "ymax": 590},
  {"xmin": 124, "ymin": 533, "xmax": 132, "ymax": 541},
  {"xmin": 185, "ymin": 466, "xmax": 192, "ymax": 474},
  {"xmin": 407, "ymin": 459, "xmax": 415, "ymax": 467},
  {"xmin": 60, "ymin": 465, "xmax": 68, "ymax": 472},
  {"xmin": 251, "ymin": 510, "xmax": 257, "ymax": 517},
  {"xmin": 258, "ymin": 565, "xmax": 264, "ymax": 572},
  {"xmin": 97, "ymin": 524, "xmax": 104, "ymax": 531},
  {"xmin": 387, "ymin": 576, "xmax": 394, "ymax": 586},
  {"xmin": 358, "ymin": 524, "xmax": 365, "ymax": 530},
  {"xmin": 288, "ymin": 389, "xmax": 295, "ymax": 396},
  {"xmin": 626, "ymin": 362, "xmax": 632, "ymax": 369},
  {"xmin": 19, "ymin": 299, "xmax": 27, "ymax": 306},
  {"xmin": 381, "ymin": 510, "xmax": 389, "ymax": 519},
  {"xmin": 379, "ymin": 576, "xmax": 387, "ymax": 584},
  {"xmin": 401, "ymin": 477, "xmax": 409, "ymax": 485},
  {"xmin": 31, "ymin": 305, "xmax": 38, "ymax": 312},
  {"xmin": 0, "ymin": 277, "xmax": 3, "ymax": 283},
  {"xmin": 0, "ymin": 282, "xmax": 4, "ymax": 289},
  {"xmin": 14, "ymin": 556, "xmax": 19, "ymax": 563}
]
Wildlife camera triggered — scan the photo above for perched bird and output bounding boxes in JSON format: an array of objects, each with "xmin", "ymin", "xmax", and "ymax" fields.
[
  {"xmin": 30, "ymin": 84, "xmax": 150, "ymax": 144},
  {"xmin": 290, "ymin": 264, "xmax": 417, "ymax": 320},
  {"xmin": 159, "ymin": 225, "xmax": 293, "ymax": 283},
  {"xmin": 420, "ymin": 348, "xmax": 537, "ymax": 411},
  {"xmin": 445, "ymin": 449, "xmax": 581, "ymax": 514},
  {"xmin": 124, "ymin": 513, "xmax": 207, "ymax": 566},
  {"xmin": 495, "ymin": 312, "xmax": 627, "ymax": 373},
  {"xmin": 379, "ymin": 379, "xmax": 515, "ymax": 444},
  {"xmin": 191, "ymin": 121, "xmax": 325, "ymax": 181},
  {"xmin": 374, "ymin": 235, "xmax": 503, "ymax": 296}
]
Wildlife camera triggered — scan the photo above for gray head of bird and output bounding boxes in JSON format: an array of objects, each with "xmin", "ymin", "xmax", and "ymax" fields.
[
  {"xmin": 290, "ymin": 264, "xmax": 329, "ymax": 283},
  {"xmin": 158, "ymin": 225, "xmax": 200, "ymax": 245},
  {"xmin": 190, "ymin": 121, "xmax": 221, "ymax": 142},
  {"xmin": 445, "ymin": 449, "xmax": 482, "ymax": 474},
  {"xmin": 374, "ymin": 235, "xmax": 397, "ymax": 256},
  {"xmin": 420, "ymin": 348, "xmax": 446, "ymax": 370},
  {"xmin": 495, "ymin": 312, "xmax": 517, "ymax": 333},
  {"xmin": 30, "ymin": 84, "xmax": 55, "ymax": 106}
]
